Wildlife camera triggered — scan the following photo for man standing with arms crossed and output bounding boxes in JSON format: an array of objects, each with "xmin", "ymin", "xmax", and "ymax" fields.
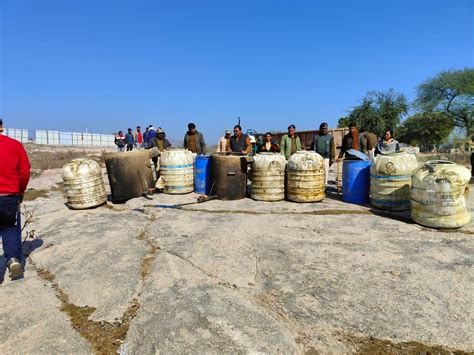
[
  {"xmin": 0, "ymin": 119, "xmax": 30, "ymax": 279},
  {"xmin": 312, "ymin": 122, "xmax": 336, "ymax": 186}
]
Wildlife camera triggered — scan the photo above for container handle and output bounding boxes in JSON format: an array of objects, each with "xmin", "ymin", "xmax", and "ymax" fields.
[{"xmin": 228, "ymin": 171, "xmax": 236, "ymax": 176}]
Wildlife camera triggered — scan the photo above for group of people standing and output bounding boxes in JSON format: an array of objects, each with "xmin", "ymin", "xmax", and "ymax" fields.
[
  {"xmin": 113, "ymin": 121, "xmax": 400, "ymax": 171},
  {"xmin": 215, "ymin": 122, "xmax": 400, "ymax": 185},
  {"xmin": 114, "ymin": 123, "xmax": 206, "ymax": 154},
  {"xmin": 216, "ymin": 125, "xmax": 296, "ymax": 156},
  {"xmin": 114, "ymin": 126, "xmax": 171, "ymax": 152},
  {"xmin": 339, "ymin": 123, "xmax": 400, "ymax": 160},
  {"xmin": 306, "ymin": 122, "xmax": 400, "ymax": 183}
]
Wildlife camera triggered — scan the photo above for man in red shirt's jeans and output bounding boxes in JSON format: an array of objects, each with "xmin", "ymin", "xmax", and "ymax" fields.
[{"xmin": 0, "ymin": 119, "xmax": 30, "ymax": 279}]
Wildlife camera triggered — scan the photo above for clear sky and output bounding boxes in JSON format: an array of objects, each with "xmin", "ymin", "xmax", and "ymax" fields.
[{"xmin": 1, "ymin": 0, "xmax": 473, "ymax": 142}]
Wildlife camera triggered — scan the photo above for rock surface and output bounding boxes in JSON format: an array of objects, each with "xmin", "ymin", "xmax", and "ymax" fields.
[
  {"xmin": 0, "ymin": 269, "xmax": 91, "ymax": 354},
  {"xmin": 122, "ymin": 206, "xmax": 474, "ymax": 353}
]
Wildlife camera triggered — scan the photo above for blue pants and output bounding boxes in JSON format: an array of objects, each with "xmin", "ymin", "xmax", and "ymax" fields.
[{"xmin": 0, "ymin": 195, "xmax": 22, "ymax": 261}]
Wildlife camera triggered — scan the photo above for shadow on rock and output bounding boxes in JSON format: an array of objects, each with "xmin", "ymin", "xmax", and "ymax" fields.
[
  {"xmin": 369, "ymin": 208, "xmax": 415, "ymax": 224},
  {"xmin": 324, "ymin": 187, "xmax": 343, "ymax": 201},
  {"xmin": 23, "ymin": 238, "xmax": 44, "ymax": 257}
]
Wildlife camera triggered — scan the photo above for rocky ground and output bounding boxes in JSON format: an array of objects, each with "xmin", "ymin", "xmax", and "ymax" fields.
[{"xmin": 0, "ymin": 145, "xmax": 473, "ymax": 354}]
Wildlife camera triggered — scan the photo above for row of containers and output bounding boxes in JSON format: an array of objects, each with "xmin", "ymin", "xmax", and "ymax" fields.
[{"xmin": 61, "ymin": 149, "xmax": 472, "ymax": 229}]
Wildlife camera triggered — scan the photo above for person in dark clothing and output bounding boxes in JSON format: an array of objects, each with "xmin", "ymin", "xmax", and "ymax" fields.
[
  {"xmin": 146, "ymin": 126, "xmax": 157, "ymax": 149},
  {"xmin": 312, "ymin": 122, "xmax": 336, "ymax": 185},
  {"xmin": 143, "ymin": 127, "xmax": 150, "ymax": 149},
  {"xmin": 259, "ymin": 132, "xmax": 279, "ymax": 152},
  {"xmin": 183, "ymin": 123, "xmax": 206, "ymax": 154},
  {"xmin": 470, "ymin": 138, "xmax": 474, "ymax": 177},
  {"xmin": 114, "ymin": 131, "xmax": 126, "ymax": 152},
  {"xmin": 337, "ymin": 122, "xmax": 367, "ymax": 160},
  {"xmin": 125, "ymin": 128, "xmax": 134, "ymax": 151},
  {"xmin": 228, "ymin": 125, "xmax": 251, "ymax": 154},
  {"xmin": 148, "ymin": 128, "xmax": 171, "ymax": 172},
  {"xmin": 359, "ymin": 128, "xmax": 378, "ymax": 160}
]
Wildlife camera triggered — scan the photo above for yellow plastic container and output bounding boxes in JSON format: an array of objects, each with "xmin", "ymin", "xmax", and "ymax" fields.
[
  {"xmin": 411, "ymin": 160, "xmax": 471, "ymax": 228},
  {"xmin": 286, "ymin": 151, "xmax": 325, "ymax": 202},
  {"xmin": 251, "ymin": 153, "xmax": 287, "ymax": 201},
  {"xmin": 62, "ymin": 159, "xmax": 107, "ymax": 209},
  {"xmin": 370, "ymin": 152, "xmax": 418, "ymax": 211},
  {"xmin": 160, "ymin": 149, "xmax": 194, "ymax": 194}
]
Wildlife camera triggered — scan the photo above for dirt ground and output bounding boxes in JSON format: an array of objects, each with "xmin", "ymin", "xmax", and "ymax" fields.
[
  {"xmin": 0, "ymin": 144, "xmax": 473, "ymax": 354},
  {"xmin": 24, "ymin": 143, "xmax": 113, "ymax": 178}
]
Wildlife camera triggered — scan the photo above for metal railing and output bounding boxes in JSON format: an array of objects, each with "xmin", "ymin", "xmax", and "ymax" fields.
[{"xmin": 4, "ymin": 128, "xmax": 115, "ymax": 147}]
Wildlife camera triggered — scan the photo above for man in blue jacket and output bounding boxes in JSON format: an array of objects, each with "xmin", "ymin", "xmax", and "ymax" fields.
[{"xmin": 125, "ymin": 128, "xmax": 135, "ymax": 151}]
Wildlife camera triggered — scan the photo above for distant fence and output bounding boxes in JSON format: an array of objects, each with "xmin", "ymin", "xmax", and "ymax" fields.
[{"xmin": 4, "ymin": 128, "xmax": 115, "ymax": 147}]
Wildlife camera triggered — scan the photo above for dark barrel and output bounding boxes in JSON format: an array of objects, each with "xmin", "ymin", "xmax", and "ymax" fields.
[
  {"xmin": 211, "ymin": 153, "xmax": 248, "ymax": 200},
  {"xmin": 104, "ymin": 151, "xmax": 154, "ymax": 203}
]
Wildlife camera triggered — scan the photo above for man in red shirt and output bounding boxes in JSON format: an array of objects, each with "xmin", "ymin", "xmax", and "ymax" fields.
[
  {"xmin": 0, "ymin": 119, "xmax": 30, "ymax": 279},
  {"xmin": 134, "ymin": 126, "xmax": 143, "ymax": 150}
]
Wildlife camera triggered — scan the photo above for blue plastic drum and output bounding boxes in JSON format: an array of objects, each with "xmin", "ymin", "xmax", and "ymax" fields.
[
  {"xmin": 194, "ymin": 155, "xmax": 211, "ymax": 194},
  {"xmin": 342, "ymin": 159, "xmax": 371, "ymax": 204}
]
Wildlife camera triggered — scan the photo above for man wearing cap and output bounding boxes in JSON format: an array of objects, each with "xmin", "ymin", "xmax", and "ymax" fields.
[
  {"xmin": 0, "ymin": 118, "xmax": 31, "ymax": 280},
  {"xmin": 183, "ymin": 123, "xmax": 206, "ymax": 154},
  {"xmin": 154, "ymin": 128, "xmax": 171, "ymax": 151},
  {"xmin": 280, "ymin": 124, "xmax": 302, "ymax": 159},
  {"xmin": 311, "ymin": 122, "xmax": 336, "ymax": 185},
  {"xmin": 217, "ymin": 129, "xmax": 231, "ymax": 152}
]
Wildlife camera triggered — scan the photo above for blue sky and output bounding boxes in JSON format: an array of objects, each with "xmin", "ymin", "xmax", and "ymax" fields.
[{"xmin": 1, "ymin": 0, "xmax": 473, "ymax": 142}]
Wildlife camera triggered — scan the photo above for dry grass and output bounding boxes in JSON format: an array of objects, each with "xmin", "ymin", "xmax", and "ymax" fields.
[
  {"xmin": 301, "ymin": 333, "xmax": 470, "ymax": 354},
  {"xmin": 24, "ymin": 183, "xmax": 64, "ymax": 201},
  {"xmin": 351, "ymin": 335, "xmax": 470, "ymax": 354},
  {"xmin": 26, "ymin": 149, "xmax": 104, "ymax": 172},
  {"xmin": 138, "ymin": 230, "xmax": 160, "ymax": 280},
  {"xmin": 59, "ymin": 300, "xmax": 140, "ymax": 355}
]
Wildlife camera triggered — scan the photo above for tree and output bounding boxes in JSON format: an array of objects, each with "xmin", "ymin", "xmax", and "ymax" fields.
[
  {"xmin": 337, "ymin": 116, "xmax": 351, "ymax": 128},
  {"xmin": 338, "ymin": 89, "xmax": 408, "ymax": 136},
  {"xmin": 415, "ymin": 68, "xmax": 474, "ymax": 135},
  {"xmin": 397, "ymin": 112, "xmax": 454, "ymax": 152}
]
